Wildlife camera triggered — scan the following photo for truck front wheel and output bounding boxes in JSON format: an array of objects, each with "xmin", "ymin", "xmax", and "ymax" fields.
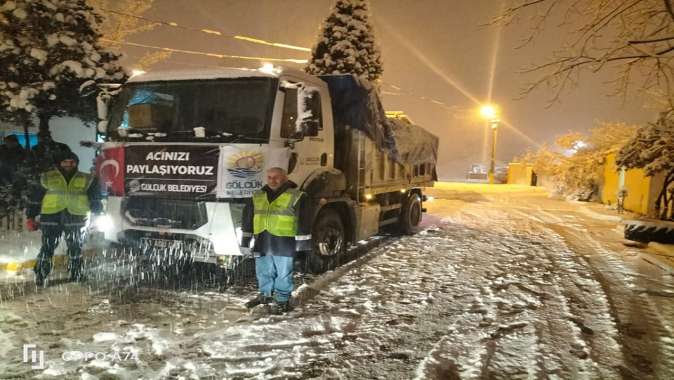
[
  {"xmin": 306, "ymin": 208, "xmax": 345, "ymax": 274},
  {"xmin": 399, "ymin": 193, "xmax": 422, "ymax": 235}
]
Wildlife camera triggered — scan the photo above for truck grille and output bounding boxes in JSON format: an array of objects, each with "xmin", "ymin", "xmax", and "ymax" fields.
[{"xmin": 122, "ymin": 197, "xmax": 207, "ymax": 230}]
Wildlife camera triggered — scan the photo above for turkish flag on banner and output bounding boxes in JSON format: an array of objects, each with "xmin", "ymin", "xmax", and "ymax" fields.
[{"xmin": 96, "ymin": 146, "xmax": 125, "ymax": 196}]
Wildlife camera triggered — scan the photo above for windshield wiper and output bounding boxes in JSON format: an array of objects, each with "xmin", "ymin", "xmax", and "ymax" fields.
[{"xmin": 221, "ymin": 133, "xmax": 269, "ymax": 144}]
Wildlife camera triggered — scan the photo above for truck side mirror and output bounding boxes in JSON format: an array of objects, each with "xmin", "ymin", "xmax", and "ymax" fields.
[
  {"xmin": 288, "ymin": 152, "xmax": 298, "ymax": 174},
  {"xmin": 290, "ymin": 129, "xmax": 304, "ymax": 141},
  {"xmin": 97, "ymin": 120, "xmax": 109, "ymax": 134},
  {"xmin": 95, "ymin": 84, "xmax": 122, "ymax": 134},
  {"xmin": 97, "ymin": 93, "xmax": 109, "ymax": 123},
  {"xmin": 301, "ymin": 119, "xmax": 320, "ymax": 137}
]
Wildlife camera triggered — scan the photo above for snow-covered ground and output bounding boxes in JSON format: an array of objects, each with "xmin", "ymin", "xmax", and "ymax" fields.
[{"xmin": 1, "ymin": 183, "xmax": 673, "ymax": 379}]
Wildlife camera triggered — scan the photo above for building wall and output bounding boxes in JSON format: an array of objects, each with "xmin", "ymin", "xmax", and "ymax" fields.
[
  {"xmin": 624, "ymin": 167, "xmax": 652, "ymax": 215},
  {"xmin": 507, "ymin": 163, "xmax": 533, "ymax": 185},
  {"xmin": 602, "ymin": 152, "xmax": 654, "ymax": 215},
  {"xmin": 601, "ymin": 153, "xmax": 620, "ymax": 206}
]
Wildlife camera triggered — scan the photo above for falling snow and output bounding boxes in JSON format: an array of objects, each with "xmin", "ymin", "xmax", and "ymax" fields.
[{"xmin": 0, "ymin": 185, "xmax": 672, "ymax": 379}]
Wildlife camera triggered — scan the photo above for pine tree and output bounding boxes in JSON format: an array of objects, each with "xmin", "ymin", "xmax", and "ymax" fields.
[
  {"xmin": 306, "ymin": 0, "xmax": 383, "ymax": 82},
  {"xmin": 0, "ymin": 0, "xmax": 127, "ymax": 136}
]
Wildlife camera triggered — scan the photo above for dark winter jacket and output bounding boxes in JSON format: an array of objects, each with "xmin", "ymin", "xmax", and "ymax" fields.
[
  {"xmin": 241, "ymin": 180, "xmax": 313, "ymax": 257},
  {"xmin": 26, "ymin": 168, "xmax": 103, "ymax": 225},
  {"xmin": 0, "ymin": 144, "xmax": 26, "ymax": 185}
]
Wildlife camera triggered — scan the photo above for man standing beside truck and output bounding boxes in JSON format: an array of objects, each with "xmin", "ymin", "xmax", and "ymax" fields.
[
  {"xmin": 26, "ymin": 152, "xmax": 102, "ymax": 286},
  {"xmin": 241, "ymin": 167, "xmax": 313, "ymax": 314}
]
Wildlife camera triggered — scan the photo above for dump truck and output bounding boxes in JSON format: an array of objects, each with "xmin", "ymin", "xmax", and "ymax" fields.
[{"xmin": 94, "ymin": 66, "xmax": 438, "ymax": 273}]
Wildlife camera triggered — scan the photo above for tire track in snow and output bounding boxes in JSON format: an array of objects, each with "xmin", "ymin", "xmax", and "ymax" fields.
[
  {"xmin": 417, "ymin": 206, "xmax": 626, "ymax": 378},
  {"xmin": 549, "ymin": 222, "xmax": 674, "ymax": 379}
]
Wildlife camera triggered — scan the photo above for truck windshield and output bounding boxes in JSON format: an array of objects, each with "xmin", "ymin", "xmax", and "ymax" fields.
[{"xmin": 107, "ymin": 77, "xmax": 277, "ymax": 142}]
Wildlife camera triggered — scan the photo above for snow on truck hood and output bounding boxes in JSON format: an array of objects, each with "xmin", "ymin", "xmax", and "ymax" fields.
[{"xmin": 127, "ymin": 67, "xmax": 275, "ymax": 83}]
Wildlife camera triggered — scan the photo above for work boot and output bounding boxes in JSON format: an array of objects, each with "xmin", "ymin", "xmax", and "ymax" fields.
[
  {"xmin": 34, "ymin": 259, "xmax": 51, "ymax": 288},
  {"xmin": 69, "ymin": 271, "xmax": 87, "ymax": 283},
  {"xmin": 270, "ymin": 300, "xmax": 293, "ymax": 315},
  {"xmin": 244, "ymin": 294, "xmax": 273, "ymax": 309},
  {"xmin": 34, "ymin": 274, "xmax": 46, "ymax": 288},
  {"xmin": 68, "ymin": 257, "xmax": 88, "ymax": 283}
]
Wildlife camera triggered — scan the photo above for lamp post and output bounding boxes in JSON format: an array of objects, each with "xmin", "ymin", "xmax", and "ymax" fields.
[{"xmin": 479, "ymin": 104, "xmax": 499, "ymax": 185}]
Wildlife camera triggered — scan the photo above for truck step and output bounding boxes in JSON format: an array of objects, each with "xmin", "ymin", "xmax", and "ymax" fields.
[
  {"xmin": 379, "ymin": 217, "xmax": 400, "ymax": 227},
  {"xmin": 380, "ymin": 203, "xmax": 402, "ymax": 212}
]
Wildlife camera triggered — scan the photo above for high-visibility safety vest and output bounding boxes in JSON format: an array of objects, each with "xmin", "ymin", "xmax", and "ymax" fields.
[
  {"xmin": 252, "ymin": 188, "xmax": 303, "ymax": 237},
  {"xmin": 40, "ymin": 170, "xmax": 93, "ymax": 216}
]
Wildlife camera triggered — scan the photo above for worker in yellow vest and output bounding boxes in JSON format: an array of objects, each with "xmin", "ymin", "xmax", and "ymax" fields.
[
  {"xmin": 25, "ymin": 152, "xmax": 102, "ymax": 287},
  {"xmin": 241, "ymin": 167, "xmax": 313, "ymax": 314}
]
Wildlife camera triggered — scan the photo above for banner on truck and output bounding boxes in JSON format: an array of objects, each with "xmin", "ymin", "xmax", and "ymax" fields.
[
  {"xmin": 125, "ymin": 145, "xmax": 219, "ymax": 198},
  {"xmin": 217, "ymin": 146, "xmax": 290, "ymax": 198}
]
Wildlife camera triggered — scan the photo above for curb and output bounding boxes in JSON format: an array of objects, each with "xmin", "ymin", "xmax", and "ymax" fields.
[
  {"xmin": 642, "ymin": 243, "xmax": 674, "ymax": 275},
  {"xmin": 649, "ymin": 242, "xmax": 674, "ymax": 257},
  {"xmin": 0, "ymin": 254, "xmax": 68, "ymax": 273},
  {"xmin": 0, "ymin": 249, "xmax": 97, "ymax": 274}
]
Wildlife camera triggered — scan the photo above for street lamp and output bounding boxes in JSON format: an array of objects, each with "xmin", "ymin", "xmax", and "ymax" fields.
[{"xmin": 479, "ymin": 104, "xmax": 500, "ymax": 185}]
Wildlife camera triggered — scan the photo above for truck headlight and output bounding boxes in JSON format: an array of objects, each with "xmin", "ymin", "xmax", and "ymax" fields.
[{"xmin": 94, "ymin": 214, "xmax": 115, "ymax": 233}]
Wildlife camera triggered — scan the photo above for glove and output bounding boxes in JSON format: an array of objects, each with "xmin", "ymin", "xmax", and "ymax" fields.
[
  {"xmin": 26, "ymin": 218, "xmax": 39, "ymax": 231},
  {"xmin": 239, "ymin": 246, "xmax": 253, "ymax": 257}
]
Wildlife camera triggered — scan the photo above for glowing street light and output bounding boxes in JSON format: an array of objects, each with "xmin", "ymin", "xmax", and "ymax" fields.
[
  {"xmin": 479, "ymin": 104, "xmax": 500, "ymax": 185},
  {"xmin": 480, "ymin": 104, "xmax": 498, "ymax": 120}
]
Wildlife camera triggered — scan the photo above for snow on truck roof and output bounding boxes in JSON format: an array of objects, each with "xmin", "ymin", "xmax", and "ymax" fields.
[
  {"xmin": 127, "ymin": 68, "xmax": 270, "ymax": 83},
  {"xmin": 127, "ymin": 66, "xmax": 316, "ymax": 83}
]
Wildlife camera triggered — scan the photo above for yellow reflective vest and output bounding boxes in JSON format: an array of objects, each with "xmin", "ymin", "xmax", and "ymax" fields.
[
  {"xmin": 40, "ymin": 170, "xmax": 93, "ymax": 216},
  {"xmin": 252, "ymin": 188, "xmax": 303, "ymax": 237}
]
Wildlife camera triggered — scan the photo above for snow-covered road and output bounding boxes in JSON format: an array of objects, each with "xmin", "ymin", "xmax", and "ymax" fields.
[{"xmin": 1, "ymin": 184, "xmax": 673, "ymax": 379}]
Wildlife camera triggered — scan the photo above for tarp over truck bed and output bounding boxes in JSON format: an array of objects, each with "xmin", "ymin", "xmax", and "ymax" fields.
[{"xmin": 318, "ymin": 75, "xmax": 438, "ymax": 167}]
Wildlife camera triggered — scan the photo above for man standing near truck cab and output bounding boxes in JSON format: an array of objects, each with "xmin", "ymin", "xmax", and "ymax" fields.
[
  {"xmin": 26, "ymin": 152, "xmax": 102, "ymax": 286},
  {"xmin": 241, "ymin": 167, "xmax": 313, "ymax": 314}
]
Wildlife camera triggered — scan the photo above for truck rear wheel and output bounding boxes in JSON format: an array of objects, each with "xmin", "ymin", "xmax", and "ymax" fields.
[
  {"xmin": 307, "ymin": 208, "xmax": 345, "ymax": 274},
  {"xmin": 399, "ymin": 193, "xmax": 422, "ymax": 235}
]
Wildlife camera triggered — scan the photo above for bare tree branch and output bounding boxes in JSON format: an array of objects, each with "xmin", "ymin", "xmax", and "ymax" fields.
[
  {"xmin": 665, "ymin": 0, "xmax": 674, "ymax": 22},
  {"xmin": 629, "ymin": 35, "xmax": 674, "ymax": 45},
  {"xmin": 502, "ymin": 0, "xmax": 674, "ymax": 105}
]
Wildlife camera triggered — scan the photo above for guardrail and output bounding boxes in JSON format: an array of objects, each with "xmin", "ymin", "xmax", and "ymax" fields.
[{"xmin": 0, "ymin": 210, "xmax": 23, "ymax": 232}]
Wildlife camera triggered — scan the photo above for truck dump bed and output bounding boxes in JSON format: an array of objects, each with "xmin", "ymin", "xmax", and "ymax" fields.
[{"xmin": 319, "ymin": 75, "xmax": 437, "ymax": 199}]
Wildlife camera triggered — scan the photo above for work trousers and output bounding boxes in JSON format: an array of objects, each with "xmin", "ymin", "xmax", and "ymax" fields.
[
  {"xmin": 35, "ymin": 223, "xmax": 84, "ymax": 280},
  {"xmin": 255, "ymin": 255, "xmax": 294, "ymax": 302}
]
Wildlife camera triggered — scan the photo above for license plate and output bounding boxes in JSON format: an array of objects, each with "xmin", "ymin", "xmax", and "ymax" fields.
[{"xmin": 140, "ymin": 238, "xmax": 183, "ymax": 249}]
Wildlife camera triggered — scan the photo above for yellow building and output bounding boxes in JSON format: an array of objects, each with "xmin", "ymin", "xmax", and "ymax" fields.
[
  {"xmin": 507, "ymin": 162, "xmax": 535, "ymax": 186},
  {"xmin": 601, "ymin": 152, "xmax": 663, "ymax": 216}
]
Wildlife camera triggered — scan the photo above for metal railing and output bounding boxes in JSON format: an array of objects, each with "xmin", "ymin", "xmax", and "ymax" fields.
[{"xmin": 0, "ymin": 210, "xmax": 23, "ymax": 232}]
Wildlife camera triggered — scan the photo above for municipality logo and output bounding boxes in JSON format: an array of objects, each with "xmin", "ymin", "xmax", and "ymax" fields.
[{"xmin": 227, "ymin": 151, "xmax": 264, "ymax": 178}]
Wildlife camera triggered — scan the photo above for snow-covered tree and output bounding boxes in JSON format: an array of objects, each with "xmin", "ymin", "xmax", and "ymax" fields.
[
  {"xmin": 499, "ymin": 1, "xmax": 674, "ymax": 215},
  {"xmin": 518, "ymin": 122, "xmax": 638, "ymax": 200},
  {"xmin": 0, "ymin": 0, "xmax": 127, "ymax": 136},
  {"xmin": 618, "ymin": 113, "xmax": 674, "ymax": 219},
  {"xmin": 306, "ymin": 0, "xmax": 383, "ymax": 82}
]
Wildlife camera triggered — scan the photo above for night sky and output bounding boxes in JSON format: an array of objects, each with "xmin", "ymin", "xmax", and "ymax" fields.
[{"xmin": 115, "ymin": 0, "xmax": 654, "ymax": 179}]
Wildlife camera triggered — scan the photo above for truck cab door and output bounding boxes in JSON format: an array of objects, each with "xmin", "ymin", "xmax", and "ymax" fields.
[{"xmin": 279, "ymin": 81, "xmax": 332, "ymax": 184}]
